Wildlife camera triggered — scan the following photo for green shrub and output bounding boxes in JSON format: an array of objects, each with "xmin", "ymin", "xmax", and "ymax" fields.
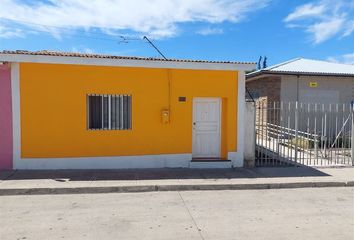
[{"xmin": 289, "ymin": 137, "xmax": 313, "ymax": 149}]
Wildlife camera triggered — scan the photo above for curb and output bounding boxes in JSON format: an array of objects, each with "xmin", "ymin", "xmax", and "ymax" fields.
[{"xmin": 0, "ymin": 181, "xmax": 352, "ymax": 196}]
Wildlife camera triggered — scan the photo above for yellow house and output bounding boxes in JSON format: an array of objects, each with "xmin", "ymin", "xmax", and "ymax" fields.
[{"xmin": 0, "ymin": 50, "xmax": 255, "ymax": 169}]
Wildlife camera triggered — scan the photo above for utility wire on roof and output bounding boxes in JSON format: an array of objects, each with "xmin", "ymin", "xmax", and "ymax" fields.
[
  {"xmin": 1, "ymin": 18, "xmax": 256, "ymax": 64},
  {"xmin": 119, "ymin": 36, "xmax": 142, "ymax": 44},
  {"xmin": 1, "ymin": 17, "xmax": 143, "ymax": 43},
  {"xmin": 143, "ymin": 36, "xmax": 167, "ymax": 60},
  {"xmin": 1, "ymin": 18, "xmax": 173, "ymax": 60}
]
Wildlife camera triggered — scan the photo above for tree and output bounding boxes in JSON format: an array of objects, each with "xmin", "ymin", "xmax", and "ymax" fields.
[
  {"xmin": 263, "ymin": 56, "xmax": 268, "ymax": 69},
  {"xmin": 258, "ymin": 56, "xmax": 262, "ymax": 70}
]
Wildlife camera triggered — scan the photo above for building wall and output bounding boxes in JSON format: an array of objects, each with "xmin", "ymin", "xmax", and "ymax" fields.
[
  {"xmin": 280, "ymin": 75, "xmax": 354, "ymax": 104},
  {"xmin": 19, "ymin": 63, "xmax": 238, "ymax": 160},
  {"xmin": 0, "ymin": 64, "xmax": 13, "ymax": 169},
  {"xmin": 246, "ymin": 76, "xmax": 281, "ymax": 125},
  {"xmin": 246, "ymin": 76, "xmax": 281, "ymax": 102}
]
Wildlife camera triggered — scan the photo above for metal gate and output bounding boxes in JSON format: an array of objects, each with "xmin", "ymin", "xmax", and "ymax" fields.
[{"xmin": 255, "ymin": 101, "xmax": 354, "ymax": 167}]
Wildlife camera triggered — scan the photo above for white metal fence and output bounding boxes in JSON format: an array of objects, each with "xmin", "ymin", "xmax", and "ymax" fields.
[{"xmin": 255, "ymin": 101, "xmax": 354, "ymax": 167}]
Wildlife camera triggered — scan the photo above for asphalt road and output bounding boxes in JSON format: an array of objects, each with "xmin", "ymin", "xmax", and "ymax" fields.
[{"xmin": 0, "ymin": 187, "xmax": 353, "ymax": 240}]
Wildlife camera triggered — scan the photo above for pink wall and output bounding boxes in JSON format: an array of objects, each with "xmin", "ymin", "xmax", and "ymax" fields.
[{"xmin": 0, "ymin": 64, "xmax": 13, "ymax": 169}]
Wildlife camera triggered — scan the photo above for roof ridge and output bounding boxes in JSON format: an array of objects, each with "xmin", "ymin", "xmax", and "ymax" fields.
[
  {"xmin": 265, "ymin": 57, "xmax": 302, "ymax": 70},
  {"xmin": 245, "ymin": 58, "xmax": 302, "ymax": 76}
]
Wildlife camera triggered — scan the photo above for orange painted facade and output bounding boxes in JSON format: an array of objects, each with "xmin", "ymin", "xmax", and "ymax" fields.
[{"xmin": 19, "ymin": 63, "xmax": 238, "ymax": 159}]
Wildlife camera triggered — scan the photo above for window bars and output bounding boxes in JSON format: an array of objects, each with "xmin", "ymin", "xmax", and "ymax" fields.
[{"xmin": 87, "ymin": 94, "xmax": 132, "ymax": 130}]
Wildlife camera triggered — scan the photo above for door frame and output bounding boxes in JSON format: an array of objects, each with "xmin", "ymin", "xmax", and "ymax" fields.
[{"xmin": 192, "ymin": 97, "xmax": 222, "ymax": 159}]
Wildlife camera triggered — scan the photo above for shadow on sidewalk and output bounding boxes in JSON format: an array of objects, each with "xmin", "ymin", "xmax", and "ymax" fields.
[{"xmin": 0, "ymin": 167, "xmax": 330, "ymax": 182}]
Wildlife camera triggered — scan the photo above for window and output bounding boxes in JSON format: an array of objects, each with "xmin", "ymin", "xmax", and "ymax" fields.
[{"xmin": 87, "ymin": 94, "xmax": 132, "ymax": 130}]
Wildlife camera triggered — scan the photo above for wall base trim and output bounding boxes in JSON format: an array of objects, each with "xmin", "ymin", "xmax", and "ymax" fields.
[
  {"xmin": 14, "ymin": 154, "xmax": 192, "ymax": 170},
  {"xmin": 14, "ymin": 151, "xmax": 244, "ymax": 170}
]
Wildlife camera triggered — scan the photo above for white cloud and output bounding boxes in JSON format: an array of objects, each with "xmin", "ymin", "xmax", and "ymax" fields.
[
  {"xmin": 285, "ymin": 3, "xmax": 327, "ymax": 22},
  {"xmin": 327, "ymin": 53, "xmax": 354, "ymax": 65},
  {"xmin": 284, "ymin": 0, "xmax": 354, "ymax": 44},
  {"xmin": 0, "ymin": 0, "xmax": 270, "ymax": 39},
  {"xmin": 71, "ymin": 47, "xmax": 94, "ymax": 54},
  {"xmin": 197, "ymin": 27, "xmax": 224, "ymax": 36},
  {"xmin": 343, "ymin": 20, "xmax": 354, "ymax": 37},
  {"xmin": 0, "ymin": 25, "xmax": 24, "ymax": 38},
  {"xmin": 307, "ymin": 17, "xmax": 345, "ymax": 44}
]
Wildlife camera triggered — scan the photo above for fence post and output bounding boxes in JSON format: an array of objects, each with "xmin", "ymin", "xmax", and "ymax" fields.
[
  {"xmin": 244, "ymin": 102, "xmax": 256, "ymax": 168},
  {"xmin": 294, "ymin": 101, "xmax": 299, "ymax": 163},
  {"xmin": 351, "ymin": 105, "xmax": 354, "ymax": 166},
  {"xmin": 314, "ymin": 103, "xmax": 318, "ymax": 161}
]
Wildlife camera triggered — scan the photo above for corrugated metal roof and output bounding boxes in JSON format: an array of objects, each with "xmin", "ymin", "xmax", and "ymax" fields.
[
  {"xmin": 247, "ymin": 58, "xmax": 354, "ymax": 78},
  {"xmin": 0, "ymin": 50, "xmax": 255, "ymax": 65}
]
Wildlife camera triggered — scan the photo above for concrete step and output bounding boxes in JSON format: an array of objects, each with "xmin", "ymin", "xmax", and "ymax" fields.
[{"xmin": 189, "ymin": 160, "xmax": 232, "ymax": 169}]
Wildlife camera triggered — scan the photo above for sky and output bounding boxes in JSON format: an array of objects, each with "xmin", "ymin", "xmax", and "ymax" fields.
[{"xmin": 0, "ymin": 0, "xmax": 353, "ymax": 66}]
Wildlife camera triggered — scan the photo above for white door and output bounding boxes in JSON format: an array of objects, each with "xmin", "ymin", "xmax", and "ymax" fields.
[{"xmin": 192, "ymin": 98, "xmax": 221, "ymax": 159}]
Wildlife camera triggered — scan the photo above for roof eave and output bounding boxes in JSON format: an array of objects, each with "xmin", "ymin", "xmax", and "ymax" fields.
[
  {"xmin": 0, "ymin": 53, "xmax": 256, "ymax": 71},
  {"xmin": 247, "ymin": 70, "xmax": 354, "ymax": 80}
]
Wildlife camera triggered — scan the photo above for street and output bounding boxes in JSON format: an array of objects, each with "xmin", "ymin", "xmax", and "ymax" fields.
[{"xmin": 1, "ymin": 187, "xmax": 353, "ymax": 240}]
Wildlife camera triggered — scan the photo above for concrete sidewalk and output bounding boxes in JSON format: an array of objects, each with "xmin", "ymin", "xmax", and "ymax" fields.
[{"xmin": 0, "ymin": 167, "xmax": 353, "ymax": 195}]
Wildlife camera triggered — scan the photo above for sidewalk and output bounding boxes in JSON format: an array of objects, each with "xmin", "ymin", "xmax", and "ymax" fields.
[{"xmin": 0, "ymin": 167, "xmax": 353, "ymax": 195}]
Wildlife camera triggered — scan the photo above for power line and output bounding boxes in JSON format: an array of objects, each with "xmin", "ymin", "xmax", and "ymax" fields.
[
  {"xmin": 1, "ymin": 18, "xmax": 142, "ymax": 42},
  {"xmin": 143, "ymin": 36, "xmax": 167, "ymax": 59},
  {"xmin": 119, "ymin": 36, "xmax": 142, "ymax": 43},
  {"xmin": 1, "ymin": 18, "xmax": 169, "ymax": 58}
]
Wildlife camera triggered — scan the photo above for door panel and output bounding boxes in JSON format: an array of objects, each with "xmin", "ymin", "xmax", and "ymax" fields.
[{"xmin": 192, "ymin": 98, "xmax": 221, "ymax": 158}]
